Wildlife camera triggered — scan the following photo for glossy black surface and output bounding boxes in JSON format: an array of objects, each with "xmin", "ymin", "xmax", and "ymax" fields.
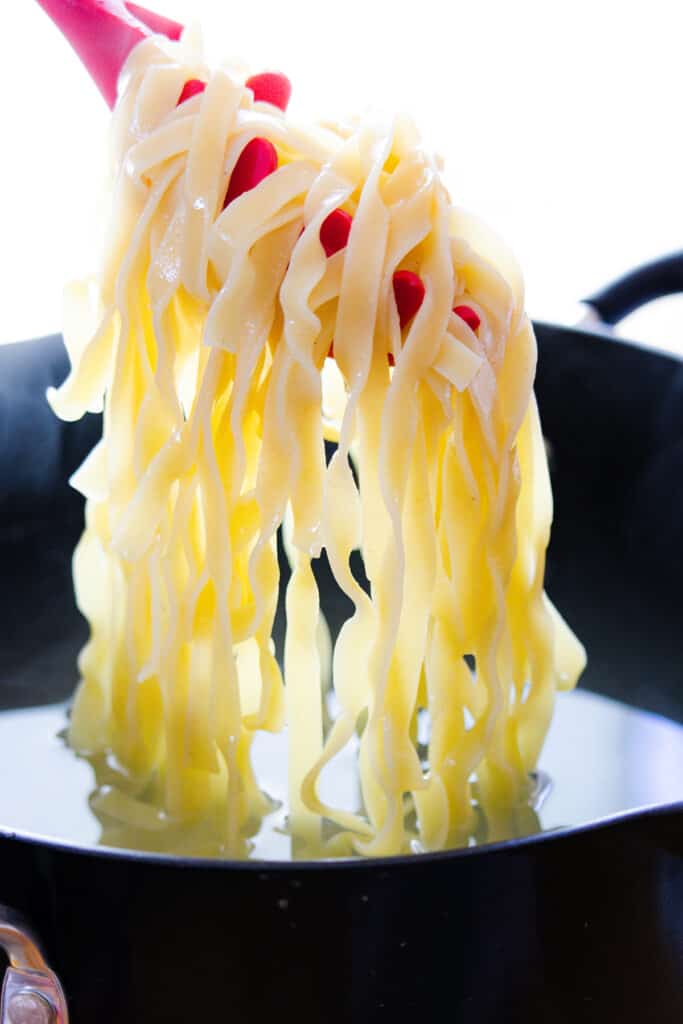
[
  {"xmin": 0, "ymin": 809, "xmax": 680, "ymax": 1023},
  {"xmin": 536, "ymin": 322, "xmax": 683, "ymax": 722},
  {"xmin": 1, "ymin": 326, "xmax": 682, "ymax": 1022}
]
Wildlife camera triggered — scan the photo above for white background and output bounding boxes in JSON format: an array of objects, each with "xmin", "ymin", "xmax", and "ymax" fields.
[{"xmin": 2, "ymin": 0, "xmax": 682, "ymax": 351}]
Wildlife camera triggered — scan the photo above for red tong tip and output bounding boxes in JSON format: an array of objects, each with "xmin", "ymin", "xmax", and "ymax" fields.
[
  {"xmin": 245, "ymin": 72, "xmax": 292, "ymax": 112},
  {"xmin": 392, "ymin": 270, "xmax": 426, "ymax": 329}
]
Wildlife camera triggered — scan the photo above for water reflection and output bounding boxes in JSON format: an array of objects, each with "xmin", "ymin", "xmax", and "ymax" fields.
[
  {"xmin": 0, "ymin": 690, "xmax": 681, "ymax": 861},
  {"xmin": 80, "ymin": 737, "xmax": 545, "ymax": 861}
]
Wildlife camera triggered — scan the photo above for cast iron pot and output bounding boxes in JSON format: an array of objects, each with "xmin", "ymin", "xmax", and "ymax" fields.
[{"xmin": 0, "ymin": 255, "xmax": 682, "ymax": 1023}]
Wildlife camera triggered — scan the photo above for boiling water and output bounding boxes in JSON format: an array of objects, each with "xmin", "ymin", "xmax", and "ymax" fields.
[{"xmin": 0, "ymin": 691, "xmax": 681, "ymax": 860}]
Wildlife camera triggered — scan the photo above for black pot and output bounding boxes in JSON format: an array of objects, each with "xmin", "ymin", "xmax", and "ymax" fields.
[{"xmin": 1, "ymin": 256, "xmax": 682, "ymax": 1024}]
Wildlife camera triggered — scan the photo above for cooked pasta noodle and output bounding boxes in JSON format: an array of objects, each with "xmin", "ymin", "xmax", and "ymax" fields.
[{"xmin": 50, "ymin": 28, "xmax": 586, "ymax": 858}]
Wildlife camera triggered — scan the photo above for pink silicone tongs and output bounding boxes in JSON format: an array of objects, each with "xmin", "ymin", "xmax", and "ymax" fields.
[
  {"xmin": 35, "ymin": 0, "xmax": 184, "ymax": 108},
  {"xmin": 35, "ymin": 1, "xmax": 292, "ymax": 112}
]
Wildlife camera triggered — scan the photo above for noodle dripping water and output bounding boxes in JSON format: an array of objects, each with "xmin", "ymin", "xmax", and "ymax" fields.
[{"xmin": 51, "ymin": 28, "xmax": 585, "ymax": 859}]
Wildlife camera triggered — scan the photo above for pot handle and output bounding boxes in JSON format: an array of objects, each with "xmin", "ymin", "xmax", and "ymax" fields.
[
  {"xmin": 0, "ymin": 906, "xmax": 68, "ymax": 1024},
  {"xmin": 583, "ymin": 250, "xmax": 683, "ymax": 326}
]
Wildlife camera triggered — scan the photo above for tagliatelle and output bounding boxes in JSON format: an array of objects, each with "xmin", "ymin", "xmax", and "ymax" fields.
[{"xmin": 50, "ymin": 29, "xmax": 585, "ymax": 859}]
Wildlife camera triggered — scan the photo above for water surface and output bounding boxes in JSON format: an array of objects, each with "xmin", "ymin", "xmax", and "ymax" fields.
[{"xmin": 0, "ymin": 690, "xmax": 681, "ymax": 860}]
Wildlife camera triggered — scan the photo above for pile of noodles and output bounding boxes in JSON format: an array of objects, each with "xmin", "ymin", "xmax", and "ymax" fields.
[{"xmin": 50, "ymin": 28, "xmax": 585, "ymax": 858}]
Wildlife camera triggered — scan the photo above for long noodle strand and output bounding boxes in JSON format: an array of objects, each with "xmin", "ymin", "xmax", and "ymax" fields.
[{"xmin": 51, "ymin": 28, "xmax": 586, "ymax": 858}]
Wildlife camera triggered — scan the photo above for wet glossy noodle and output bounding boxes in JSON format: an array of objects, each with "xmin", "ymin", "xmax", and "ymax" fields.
[{"xmin": 50, "ymin": 29, "xmax": 585, "ymax": 858}]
